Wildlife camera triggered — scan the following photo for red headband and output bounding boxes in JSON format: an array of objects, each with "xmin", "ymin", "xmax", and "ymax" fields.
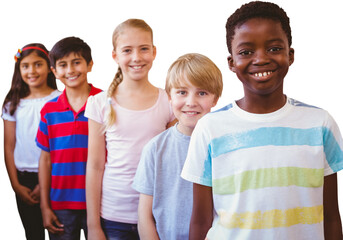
[{"xmin": 14, "ymin": 46, "xmax": 49, "ymax": 62}]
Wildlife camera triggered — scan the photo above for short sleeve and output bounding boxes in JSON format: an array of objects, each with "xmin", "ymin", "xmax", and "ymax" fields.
[
  {"xmin": 181, "ymin": 117, "xmax": 213, "ymax": 187},
  {"xmin": 1, "ymin": 103, "xmax": 16, "ymax": 121},
  {"xmin": 132, "ymin": 140, "xmax": 157, "ymax": 196},
  {"xmin": 323, "ymin": 111, "xmax": 343, "ymax": 175},
  {"xmin": 85, "ymin": 92, "xmax": 107, "ymax": 124},
  {"xmin": 36, "ymin": 107, "xmax": 50, "ymax": 152}
]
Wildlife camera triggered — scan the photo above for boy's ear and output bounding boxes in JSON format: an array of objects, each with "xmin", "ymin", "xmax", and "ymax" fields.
[
  {"xmin": 153, "ymin": 46, "xmax": 157, "ymax": 60},
  {"xmin": 289, "ymin": 48, "xmax": 295, "ymax": 66},
  {"xmin": 87, "ymin": 60, "xmax": 94, "ymax": 72},
  {"xmin": 212, "ymin": 97, "xmax": 219, "ymax": 107},
  {"xmin": 227, "ymin": 55, "xmax": 236, "ymax": 73},
  {"xmin": 51, "ymin": 66, "xmax": 58, "ymax": 77}
]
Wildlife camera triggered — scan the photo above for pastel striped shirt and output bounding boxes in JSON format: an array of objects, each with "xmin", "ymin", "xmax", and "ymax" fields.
[
  {"xmin": 181, "ymin": 98, "xmax": 343, "ymax": 240},
  {"xmin": 36, "ymin": 84, "xmax": 102, "ymax": 210}
]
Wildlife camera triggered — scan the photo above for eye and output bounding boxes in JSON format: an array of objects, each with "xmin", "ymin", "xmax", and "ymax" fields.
[
  {"xmin": 198, "ymin": 91, "xmax": 208, "ymax": 96},
  {"xmin": 123, "ymin": 49, "xmax": 131, "ymax": 53},
  {"xmin": 269, "ymin": 47, "xmax": 283, "ymax": 52},
  {"xmin": 21, "ymin": 64, "xmax": 28, "ymax": 69},
  {"xmin": 177, "ymin": 90, "xmax": 187, "ymax": 96},
  {"xmin": 58, "ymin": 63, "xmax": 66, "ymax": 68},
  {"xmin": 238, "ymin": 50, "xmax": 253, "ymax": 56},
  {"xmin": 141, "ymin": 47, "xmax": 149, "ymax": 51},
  {"xmin": 36, "ymin": 62, "xmax": 43, "ymax": 67}
]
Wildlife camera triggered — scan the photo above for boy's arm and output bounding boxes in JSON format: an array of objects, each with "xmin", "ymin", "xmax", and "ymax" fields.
[
  {"xmin": 138, "ymin": 193, "xmax": 160, "ymax": 240},
  {"xmin": 323, "ymin": 173, "xmax": 343, "ymax": 239},
  {"xmin": 86, "ymin": 119, "xmax": 107, "ymax": 240},
  {"xmin": 38, "ymin": 150, "xmax": 64, "ymax": 234},
  {"xmin": 3, "ymin": 120, "xmax": 38, "ymax": 205},
  {"xmin": 189, "ymin": 183, "xmax": 213, "ymax": 240}
]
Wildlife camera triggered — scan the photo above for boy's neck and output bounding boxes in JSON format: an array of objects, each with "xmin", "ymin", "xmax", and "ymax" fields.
[
  {"xmin": 237, "ymin": 94, "xmax": 287, "ymax": 114},
  {"xmin": 65, "ymin": 82, "xmax": 91, "ymax": 113}
]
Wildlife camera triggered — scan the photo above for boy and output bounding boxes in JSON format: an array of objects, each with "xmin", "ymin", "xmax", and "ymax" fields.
[
  {"xmin": 181, "ymin": 2, "xmax": 343, "ymax": 240},
  {"xmin": 132, "ymin": 53, "xmax": 223, "ymax": 240},
  {"xmin": 36, "ymin": 37, "xmax": 102, "ymax": 239}
]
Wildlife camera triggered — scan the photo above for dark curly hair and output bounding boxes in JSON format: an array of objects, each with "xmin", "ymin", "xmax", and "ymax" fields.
[
  {"xmin": 226, "ymin": 1, "xmax": 292, "ymax": 54},
  {"xmin": 49, "ymin": 36, "xmax": 92, "ymax": 69}
]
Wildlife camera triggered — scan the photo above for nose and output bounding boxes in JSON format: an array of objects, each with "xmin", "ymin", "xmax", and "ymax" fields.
[
  {"xmin": 67, "ymin": 64, "xmax": 74, "ymax": 74},
  {"xmin": 252, "ymin": 50, "xmax": 270, "ymax": 65},
  {"xmin": 186, "ymin": 94, "xmax": 197, "ymax": 107},
  {"xmin": 132, "ymin": 50, "xmax": 142, "ymax": 62},
  {"xmin": 28, "ymin": 65, "xmax": 36, "ymax": 73}
]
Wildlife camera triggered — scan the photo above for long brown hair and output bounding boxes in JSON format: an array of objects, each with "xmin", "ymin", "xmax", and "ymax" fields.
[{"xmin": 2, "ymin": 43, "xmax": 57, "ymax": 115}]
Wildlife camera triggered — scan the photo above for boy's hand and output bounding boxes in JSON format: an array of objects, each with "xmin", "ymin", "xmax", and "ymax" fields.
[
  {"xmin": 14, "ymin": 184, "xmax": 39, "ymax": 206},
  {"xmin": 41, "ymin": 208, "xmax": 64, "ymax": 234},
  {"xmin": 88, "ymin": 227, "xmax": 107, "ymax": 240},
  {"xmin": 30, "ymin": 184, "xmax": 40, "ymax": 202}
]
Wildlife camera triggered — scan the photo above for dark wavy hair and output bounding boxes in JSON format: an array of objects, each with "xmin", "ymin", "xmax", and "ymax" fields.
[
  {"xmin": 2, "ymin": 43, "xmax": 57, "ymax": 115},
  {"xmin": 226, "ymin": 1, "xmax": 292, "ymax": 54}
]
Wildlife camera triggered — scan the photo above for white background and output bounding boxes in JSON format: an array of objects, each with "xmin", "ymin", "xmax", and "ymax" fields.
[{"xmin": 0, "ymin": 0, "xmax": 343, "ymax": 238}]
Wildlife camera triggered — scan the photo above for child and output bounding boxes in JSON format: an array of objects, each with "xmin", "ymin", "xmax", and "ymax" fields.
[
  {"xmin": 85, "ymin": 19, "xmax": 175, "ymax": 240},
  {"xmin": 132, "ymin": 53, "xmax": 223, "ymax": 240},
  {"xmin": 2, "ymin": 44, "xmax": 60, "ymax": 240},
  {"xmin": 36, "ymin": 37, "xmax": 102, "ymax": 239},
  {"xmin": 181, "ymin": 1, "xmax": 343, "ymax": 240}
]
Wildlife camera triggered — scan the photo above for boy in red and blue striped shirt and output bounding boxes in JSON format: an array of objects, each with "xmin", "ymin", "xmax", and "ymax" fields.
[{"xmin": 36, "ymin": 37, "xmax": 101, "ymax": 239}]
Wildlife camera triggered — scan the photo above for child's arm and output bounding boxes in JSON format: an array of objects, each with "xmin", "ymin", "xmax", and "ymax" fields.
[
  {"xmin": 38, "ymin": 150, "xmax": 64, "ymax": 234},
  {"xmin": 3, "ymin": 120, "xmax": 38, "ymax": 205},
  {"xmin": 86, "ymin": 119, "xmax": 107, "ymax": 240},
  {"xmin": 138, "ymin": 193, "xmax": 160, "ymax": 240},
  {"xmin": 189, "ymin": 183, "xmax": 213, "ymax": 240},
  {"xmin": 323, "ymin": 173, "xmax": 343, "ymax": 239}
]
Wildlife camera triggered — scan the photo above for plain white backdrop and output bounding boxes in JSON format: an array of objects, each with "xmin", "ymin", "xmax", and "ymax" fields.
[{"xmin": 1, "ymin": 0, "xmax": 343, "ymax": 238}]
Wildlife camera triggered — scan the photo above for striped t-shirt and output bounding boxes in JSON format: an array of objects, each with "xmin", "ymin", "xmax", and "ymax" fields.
[
  {"xmin": 181, "ymin": 98, "xmax": 343, "ymax": 240},
  {"xmin": 36, "ymin": 84, "xmax": 102, "ymax": 210}
]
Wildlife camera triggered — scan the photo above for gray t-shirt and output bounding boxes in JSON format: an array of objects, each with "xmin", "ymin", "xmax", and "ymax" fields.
[{"xmin": 132, "ymin": 125, "xmax": 192, "ymax": 240}]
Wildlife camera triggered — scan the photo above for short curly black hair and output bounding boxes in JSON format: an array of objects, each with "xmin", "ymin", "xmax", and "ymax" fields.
[{"xmin": 226, "ymin": 1, "xmax": 292, "ymax": 54}]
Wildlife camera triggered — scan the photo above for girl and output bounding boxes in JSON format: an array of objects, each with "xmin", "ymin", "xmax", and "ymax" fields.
[
  {"xmin": 85, "ymin": 19, "xmax": 175, "ymax": 240},
  {"xmin": 2, "ymin": 43, "xmax": 60, "ymax": 240}
]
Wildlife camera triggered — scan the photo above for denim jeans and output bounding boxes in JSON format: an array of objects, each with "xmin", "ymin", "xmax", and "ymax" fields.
[
  {"xmin": 49, "ymin": 209, "xmax": 87, "ymax": 240},
  {"xmin": 16, "ymin": 170, "xmax": 45, "ymax": 240},
  {"xmin": 101, "ymin": 218, "xmax": 139, "ymax": 240}
]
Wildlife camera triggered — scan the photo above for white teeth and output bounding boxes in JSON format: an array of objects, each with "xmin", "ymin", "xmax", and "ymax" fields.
[
  {"xmin": 185, "ymin": 111, "xmax": 198, "ymax": 115},
  {"xmin": 68, "ymin": 76, "xmax": 77, "ymax": 80},
  {"xmin": 132, "ymin": 66, "xmax": 142, "ymax": 69},
  {"xmin": 254, "ymin": 71, "xmax": 272, "ymax": 77}
]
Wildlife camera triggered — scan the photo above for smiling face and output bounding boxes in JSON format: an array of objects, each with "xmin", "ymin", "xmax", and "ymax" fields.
[
  {"xmin": 170, "ymin": 79, "xmax": 218, "ymax": 136},
  {"xmin": 112, "ymin": 27, "xmax": 156, "ymax": 82},
  {"xmin": 20, "ymin": 52, "xmax": 50, "ymax": 90},
  {"xmin": 52, "ymin": 52, "xmax": 93, "ymax": 89},
  {"xmin": 228, "ymin": 18, "xmax": 294, "ymax": 99}
]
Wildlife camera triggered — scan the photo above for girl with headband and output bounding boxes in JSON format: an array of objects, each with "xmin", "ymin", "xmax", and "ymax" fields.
[{"xmin": 2, "ymin": 43, "xmax": 60, "ymax": 240}]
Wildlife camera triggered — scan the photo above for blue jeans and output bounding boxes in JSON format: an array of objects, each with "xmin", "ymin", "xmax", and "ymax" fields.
[
  {"xmin": 101, "ymin": 218, "xmax": 139, "ymax": 240},
  {"xmin": 49, "ymin": 209, "xmax": 87, "ymax": 240}
]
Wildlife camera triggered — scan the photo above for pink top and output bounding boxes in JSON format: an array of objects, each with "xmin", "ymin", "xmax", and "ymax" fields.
[{"xmin": 85, "ymin": 88, "xmax": 174, "ymax": 223}]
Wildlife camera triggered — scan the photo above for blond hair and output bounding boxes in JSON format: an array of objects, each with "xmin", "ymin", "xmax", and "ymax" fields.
[
  {"xmin": 165, "ymin": 53, "xmax": 223, "ymax": 100},
  {"xmin": 106, "ymin": 19, "xmax": 154, "ymax": 128}
]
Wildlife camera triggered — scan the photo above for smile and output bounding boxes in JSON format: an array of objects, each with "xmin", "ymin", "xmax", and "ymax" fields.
[
  {"xmin": 254, "ymin": 71, "xmax": 273, "ymax": 77},
  {"xmin": 67, "ymin": 75, "xmax": 79, "ymax": 80},
  {"xmin": 183, "ymin": 111, "xmax": 199, "ymax": 115},
  {"xmin": 131, "ymin": 65, "xmax": 143, "ymax": 70}
]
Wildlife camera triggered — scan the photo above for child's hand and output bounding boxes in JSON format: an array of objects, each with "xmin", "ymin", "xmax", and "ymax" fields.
[
  {"xmin": 14, "ymin": 184, "xmax": 39, "ymax": 206},
  {"xmin": 30, "ymin": 184, "xmax": 40, "ymax": 202},
  {"xmin": 88, "ymin": 227, "xmax": 107, "ymax": 240},
  {"xmin": 41, "ymin": 208, "xmax": 64, "ymax": 234}
]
